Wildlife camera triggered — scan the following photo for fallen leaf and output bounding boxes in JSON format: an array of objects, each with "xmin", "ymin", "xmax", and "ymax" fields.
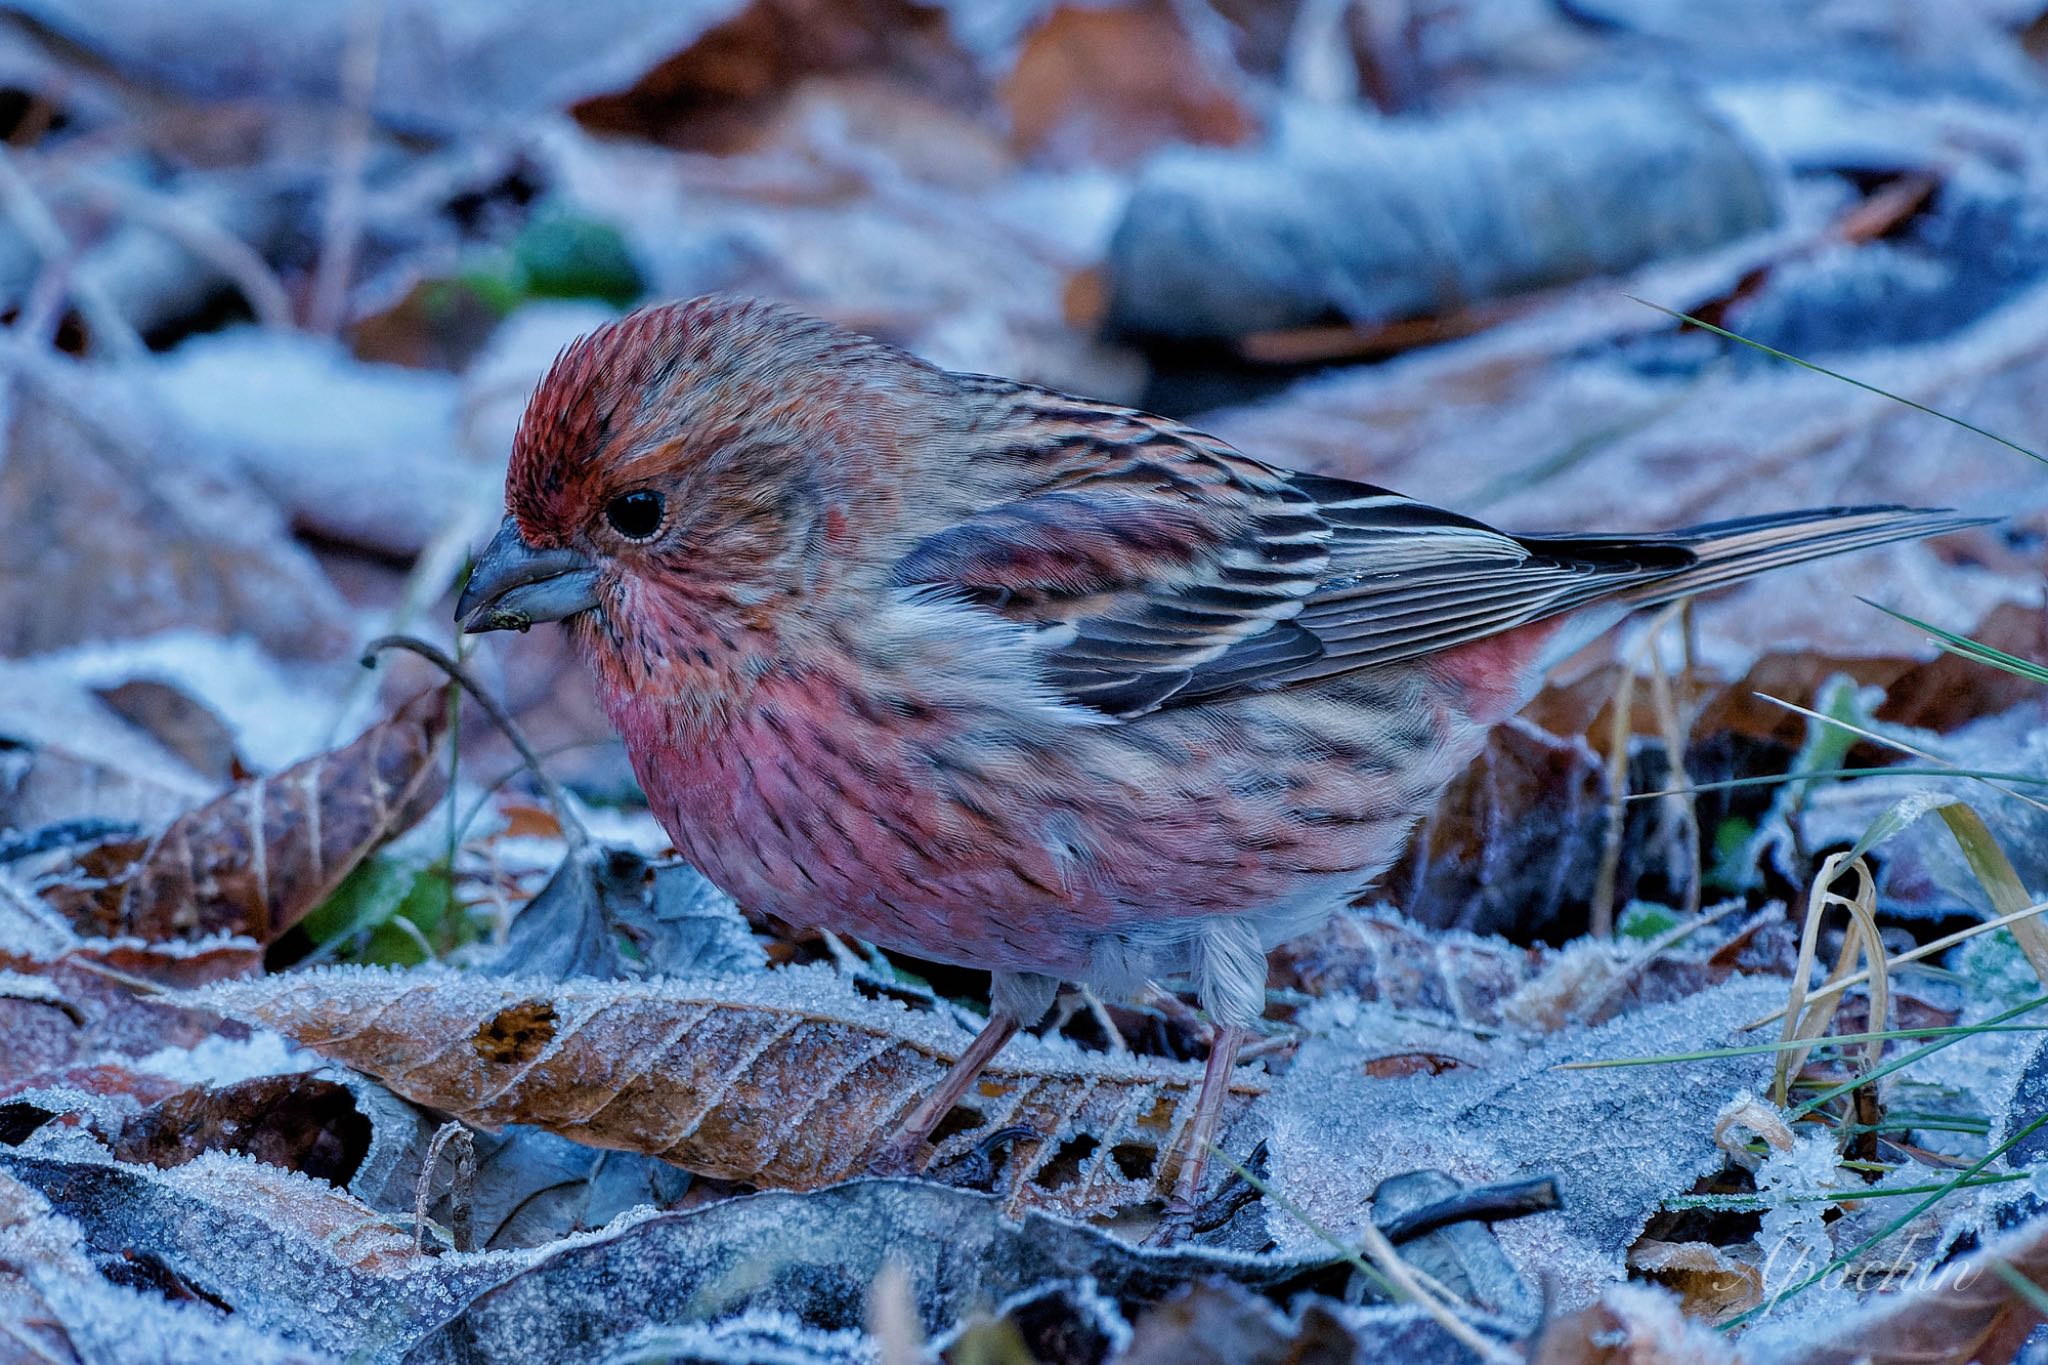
[
  {"xmin": 198, "ymin": 964, "xmax": 1267, "ymax": 1217},
  {"xmin": 108, "ymin": 1075, "xmax": 372, "ymax": 1188},
  {"xmin": 396, "ymin": 1178, "xmax": 1499, "ymax": 1365},
  {"xmin": 1383, "ymin": 715, "xmax": 1614, "ymax": 940},
  {"xmin": 38, "ymin": 689, "xmax": 448, "ymax": 943},
  {"xmin": 0, "ymin": 352, "xmax": 352, "ymax": 660},
  {"xmin": 1000, "ymin": 1, "xmax": 1255, "ymax": 167},
  {"xmin": 90, "ymin": 677, "xmax": 242, "ymax": 785},
  {"xmin": 483, "ymin": 845, "xmax": 766, "ymax": 983},
  {"xmin": 0, "ymin": 1148, "xmax": 512, "ymax": 1360},
  {"xmin": 0, "ymin": 1168, "xmax": 332, "ymax": 1365},
  {"xmin": 0, "ymin": 950, "xmax": 243, "ymax": 1096},
  {"xmin": 570, "ymin": 0, "xmax": 983, "ymax": 154},
  {"xmin": 1528, "ymin": 1283, "xmax": 1740, "ymax": 1364},
  {"xmin": 1626, "ymin": 1237, "xmax": 1762, "ymax": 1320},
  {"xmin": 1268, "ymin": 977, "xmax": 1786, "ymax": 1305}
]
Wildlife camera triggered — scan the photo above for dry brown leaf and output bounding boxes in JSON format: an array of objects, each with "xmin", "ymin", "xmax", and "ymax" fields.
[
  {"xmin": 92, "ymin": 677, "xmax": 244, "ymax": 784},
  {"xmin": 108, "ymin": 1075, "xmax": 372, "ymax": 1188},
  {"xmin": 38, "ymin": 689, "xmax": 449, "ymax": 943},
  {"xmin": 1528, "ymin": 1285, "xmax": 1740, "ymax": 1364},
  {"xmin": 1626, "ymin": 1238, "xmax": 1762, "ymax": 1321},
  {"xmin": 1383, "ymin": 714, "xmax": 1612, "ymax": 940},
  {"xmin": 0, "ymin": 950, "xmax": 242, "ymax": 1096},
  {"xmin": 1001, "ymin": 0, "xmax": 1255, "ymax": 166},
  {"xmin": 570, "ymin": 0, "xmax": 981, "ymax": 155},
  {"xmin": 1793, "ymin": 1209, "xmax": 2048, "ymax": 1365},
  {"xmin": 199, "ymin": 964, "xmax": 1268, "ymax": 1218}
]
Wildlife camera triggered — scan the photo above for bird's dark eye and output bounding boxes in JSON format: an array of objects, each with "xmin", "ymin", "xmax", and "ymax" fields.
[{"xmin": 604, "ymin": 490, "xmax": 664, "ymax": 540}]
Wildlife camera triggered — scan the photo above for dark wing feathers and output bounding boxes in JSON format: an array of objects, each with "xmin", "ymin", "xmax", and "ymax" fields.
[{"xmin": 892, "ymin": 390, "xmax": 1980, "ymax": 718}]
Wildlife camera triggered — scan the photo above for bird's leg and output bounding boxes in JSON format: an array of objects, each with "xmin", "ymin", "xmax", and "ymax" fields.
[
  {"xmin": 1163, "ymin": 1021, "xmax": 1248, "ymax": 1213},
  {"xmin": 868, "ymin": 1008, "xmax": 1022, "ymax": 1174},
  {"xmin": 868, "ymin": 968, "xmax": 1058, "ymax": 1176},
  {"xmin": 1151, "ymin": 917, "xmax": 1267, "ymax": 1240}
]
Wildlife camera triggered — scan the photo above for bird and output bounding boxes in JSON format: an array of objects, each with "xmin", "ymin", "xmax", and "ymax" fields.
[{"xmin": 456, "ymin": 295, "xmax": 1984, "ymax": 1222}]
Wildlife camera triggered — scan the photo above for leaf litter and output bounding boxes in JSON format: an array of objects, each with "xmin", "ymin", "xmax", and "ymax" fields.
[{"xmin": 3, "ymin": 1, "xmax": 2048, "ymax": 1361}]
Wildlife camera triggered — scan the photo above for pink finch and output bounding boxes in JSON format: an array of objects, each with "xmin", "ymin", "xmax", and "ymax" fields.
[{"xmin": 457, "ymin": 296, "xmax": 1982, "ymax": 1219}]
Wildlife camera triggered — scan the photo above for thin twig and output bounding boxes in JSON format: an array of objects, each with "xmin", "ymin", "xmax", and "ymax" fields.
[
  {"xmin": 1592, "ymin": 602, "xmax": 1687, "ymax": 932},
  {"xmin": 1211, "ymin": 1148, "xmax": 1521, "ymax": 1363},
  {"xmin": 1377, "ymin": 1176, "xmax": 1563, "ymax": 1243},
  {"xmin": 307, "ymin": 0, "xmax": 384, "ymax": 334},
  {"xmin": 361, "ymin": 634, "xmax": 590, "ymax": 846},
  {"xmin": 0, "ymin": 144, "xmax": 143, "ymax": 360},
  {"xmin": 69, "ymin": 174, "xmax": 294, "ymax": 330}
]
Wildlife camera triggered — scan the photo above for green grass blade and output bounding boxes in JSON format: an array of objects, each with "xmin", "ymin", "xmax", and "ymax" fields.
[
  {"xmin": 1723, "ymin": 1109, "xmax": 2048, "ymax": 1330},
  {"xmin": 1628, "ymin": 767, "xmax": 2048, "ymax": 801},
  {"xmin": 1787, "ymin": 995, "xmax": 2048, "ymax": 1122},
  {"xmin": 1863, "ymin": 601, "xmax": 2048, "ymax": 686},
  {"xmin": 1557, "ymin": 1020, "xmax": 2048, "ymax": 1070},
  {"xmin": 1628, "ymin": 296, "xmax": 2048, "ymax": 466},
  {"xmin": 1991, "ymin": 1261, "xmax": 2048, "ymax": 1317}
]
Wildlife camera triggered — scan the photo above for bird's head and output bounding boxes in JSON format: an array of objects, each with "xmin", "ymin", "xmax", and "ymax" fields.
[{"xmin": 455, "ymin": 296, "xmax": 966, "ymax": 676}]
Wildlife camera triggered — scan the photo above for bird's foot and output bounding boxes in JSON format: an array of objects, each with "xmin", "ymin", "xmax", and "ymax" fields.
[{"xmin": 864, "ymin": 1134, "xmax": 933, "ymax": 1178}]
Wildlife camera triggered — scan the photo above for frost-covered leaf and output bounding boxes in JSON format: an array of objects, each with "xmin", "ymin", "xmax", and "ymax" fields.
[
  {"xmin": 107, "ymin": 1075, "xmax": 371, "ymax": 1187},
  {"xmin": 0, "ymin": 352, "xmax": 353, "ymax": 660},
  {"xmin": 198, "ymin": 964, "xmax": 1267, "ymax": 1216},
  {"xmin": 1267, "ymin": 976, "xmax": 1787, "ymax": 1305},
  {"xmin": 0, "ymin": 948, "xmax": 246, "ymax": 1096},
  {"xmin": 485, "ymin": 845, "xmax": 765, "ymax": 983},
  {"xmin": 39, "ymin": 690, "xmax": 448, "ymax": 943},
  {"xmin": 1271, "ymin": 905, "xmax": 1799, "ymax": 1034},
  {"xmin": 0, "ymin": 1169, "xmax": 333, "ymax": 1365},
  {"xmin": 399, "ymin": 1178, "xmax": 1451, "ymax": 1365},
  {"xmin": 0, "ymin": 1148, "xmax": 515, "ymax": 1361}
]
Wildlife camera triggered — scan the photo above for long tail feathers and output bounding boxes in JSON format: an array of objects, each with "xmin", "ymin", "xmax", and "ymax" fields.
[
  {"xmin": 1621, "ymin": 505, "xmax": 1992, "ymax": 606},
  {"xmin": 1525, "ymin": 505, "xmax": 1992, "ymax": 611}
]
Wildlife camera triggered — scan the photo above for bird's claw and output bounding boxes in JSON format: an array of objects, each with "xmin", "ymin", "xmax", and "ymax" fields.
[{"xmin": 864, "ymin": 1137, "xmax": 932, "ymax": 1178}]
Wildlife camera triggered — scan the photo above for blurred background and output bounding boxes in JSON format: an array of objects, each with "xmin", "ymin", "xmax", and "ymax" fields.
[{"xmin": 2, "ymin": 0, "xmax": 2045, "ymax": 954}]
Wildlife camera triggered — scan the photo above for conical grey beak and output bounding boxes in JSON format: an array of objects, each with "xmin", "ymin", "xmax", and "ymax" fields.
[{"xmin": 456, "ymin": 515, "xmax": 600, "ymax": 633}]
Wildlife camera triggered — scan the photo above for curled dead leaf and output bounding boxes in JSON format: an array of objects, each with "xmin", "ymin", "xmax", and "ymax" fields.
[
  {"xmin": 38, "ymin": 689, "xmax": 449, "ymax": 943},
  {"xmin": 198, "ymin": 964, "xmax": 1267, "ymax": 1217},
  {"xmin": 1626, "ymin": 1238, "xmax": 1763, "ymax": 1321},
  {"xmin": 108, "ymin": 1076, "xmax": 372, "ymax": 1189}
]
